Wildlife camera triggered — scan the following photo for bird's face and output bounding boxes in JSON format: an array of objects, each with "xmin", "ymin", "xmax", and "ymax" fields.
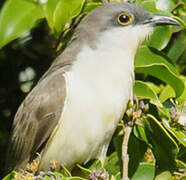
[{"xmin": 79, "ymin": 2, "xmax": 179, "ymax": 54}]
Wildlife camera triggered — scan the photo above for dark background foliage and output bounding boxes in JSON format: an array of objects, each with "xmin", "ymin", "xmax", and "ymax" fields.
[{"xmin": 0, "ymin": 21, "xmax": 57, "ymax": 176}]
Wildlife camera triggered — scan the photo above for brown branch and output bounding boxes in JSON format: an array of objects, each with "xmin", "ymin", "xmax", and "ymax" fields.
[
  {"xmin": 121, "ymin": 96, "xmax": 148, "ymax": 179},
  {"xmin": 122, "ymin": 124, "xmax": 132, "ymax": 180}
]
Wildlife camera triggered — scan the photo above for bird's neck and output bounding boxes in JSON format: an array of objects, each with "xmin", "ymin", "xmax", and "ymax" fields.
[{"xmin": 70, "ymin": 34, "xmax": 135, "ymax": 86}]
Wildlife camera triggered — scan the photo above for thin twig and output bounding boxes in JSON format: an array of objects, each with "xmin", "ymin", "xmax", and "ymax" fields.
[{"xmin": 122, "ymin": 124, "xmax": 132, "ymax": 180}]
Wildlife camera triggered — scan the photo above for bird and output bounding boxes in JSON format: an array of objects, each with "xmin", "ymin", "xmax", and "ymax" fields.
[{"xmin": 6, "ymin": 1, "xmax": 179, "ymax": 173}]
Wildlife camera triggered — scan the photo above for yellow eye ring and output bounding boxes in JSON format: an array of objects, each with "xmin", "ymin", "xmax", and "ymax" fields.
[{"xmin": 117, "ymin": 12, "xmax": 133, "ymax": 26}]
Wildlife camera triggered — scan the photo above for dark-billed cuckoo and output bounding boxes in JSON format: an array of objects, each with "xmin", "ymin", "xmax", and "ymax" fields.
[{"xmin": 6, "ymin": 2, "xmax": 179, "ymax": 172}]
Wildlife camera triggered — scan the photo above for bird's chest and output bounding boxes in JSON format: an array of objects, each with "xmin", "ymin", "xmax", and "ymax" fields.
[
  {"xmin": 40, "ymin": 46, "xmax": 134, "ymax": 169},
  {"xmin": 62, "ymin": 46, "xmax": 134, "ymax": 141}
]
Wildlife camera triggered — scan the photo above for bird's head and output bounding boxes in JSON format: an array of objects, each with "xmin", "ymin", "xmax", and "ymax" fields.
[{"xmin": 76, "ymin": 2, "xmax": 179, "ymax": 54}]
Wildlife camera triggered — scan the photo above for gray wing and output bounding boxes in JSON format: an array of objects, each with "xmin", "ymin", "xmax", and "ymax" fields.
[{"xmin": 6, "ymin": 70, "xmax": 66, "ymax": 172}]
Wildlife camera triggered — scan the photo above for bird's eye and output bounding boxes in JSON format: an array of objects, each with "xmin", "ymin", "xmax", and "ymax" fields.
[{"xmin": 117, "ymin": 13, "xmax": 132, "ymax": 26}]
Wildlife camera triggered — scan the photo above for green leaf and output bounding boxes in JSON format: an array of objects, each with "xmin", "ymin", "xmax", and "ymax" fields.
[
  {"xmin": 135, "ymin": 46, "xmax": 184, "ymax": 97},
  {"xmin": 176, "ymin": 159, "xmax": 186, "ymax": 169},
  {"xmin": 155, "ymin": 171, "xmax": 172, "ymax": 180},
  {"xmin": 133, "ymin": 125, "xmax": 151, "ymax": 147},
  {"xmin": 177, "ymin": 145, "xmax": 186, "ymax": 166},
  {"xmin": 144, "ymin": 114, "xmax": 179, "ymax": 171},
  {"xmin": 128, "ymin": 134, "xmax": 147, "ymax": 178},
  {"xmin": 139, "ymin": 0, "xmax": 171, "ymax": 15},
  {"xmin": 159, "ymin": 85, "xmax": 175, "ymax": 103},
  {"xmin": 113, "ymin": 172, "xmax": 121, "ymax": 180},
  {"xmin": 131, "ymin": 162, "xmax": 155, "ymax": 180},
  {"xmin": 160, "ymin": 76, "xmax": 186, "ymax": 103},
  {"xmin": 105, "ymin": 152, "xmax": 121, "ymax": 177},
  {"xmin": 163, "ymin": 119, "xmax": 186, "ymax": 147},
  {"xmin": 146, "ymin": 26, "xmax": 173, "ymax": 50},
  {"xmin": 53, "ymin": 0, "xmax": 85, "ymax": 34},
  {"xmin": 2, "ymin": 171, "xmax": 16, "ymax": 180},
  {"xmin": 145, "ymin": 82, "xmax": 161, "ymax": 94},
  {"xmin": 42, "ymin": 0, "xmax": 59, "ymax": 31},
  {"xmin": 134, "ymin": 80, "xmax": 162, "ymax": 107},
  {"xmin": 113, "ymin": 135, "xmax": 123, "ymax": 172},
  {"xmin": 0, "ymin": 0, "xmax": 44, "ymax": 48},
  {"xmin": 167, "ymin": 30, "xmax": 186, "ymax": 63},
  {"xmin": 177, "ymin": 77, "xmax": 186, "ymax": 103},
  {"xmin": 83, "ymin": 2, "xmax": 101, "ymax": 13},
  {"xmin": 139, "ymin": 0, "xmax": 159, "ymax": 13}
]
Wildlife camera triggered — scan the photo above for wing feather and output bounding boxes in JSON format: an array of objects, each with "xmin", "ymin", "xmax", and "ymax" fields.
[{"xmin": 6, "ymin": 71, "xmax": 66, "ymax": 172}]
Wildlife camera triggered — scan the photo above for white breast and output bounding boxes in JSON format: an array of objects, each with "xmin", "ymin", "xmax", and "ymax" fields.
[{"xmin": 39, "ymin": 28, "xmax": 135, "ymax": 170}]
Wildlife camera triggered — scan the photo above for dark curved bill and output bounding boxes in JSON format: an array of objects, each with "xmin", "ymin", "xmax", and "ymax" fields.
[{"xmin": 143, "ymin": 15, "xmax": 180, "ymax": 26}]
